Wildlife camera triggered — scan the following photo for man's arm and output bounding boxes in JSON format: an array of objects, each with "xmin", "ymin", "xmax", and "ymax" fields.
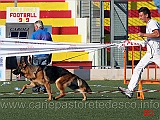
[
  {"xmin": 30, "ymin": 33, "xmax": 35, "ymax": 39},
  {"xmin": 47, "ymin": 32, "xmax": 52, "ymax": 41},
  {"xmin": 138, "ymin": 29, "xmax": 160, "ymax": 38}
]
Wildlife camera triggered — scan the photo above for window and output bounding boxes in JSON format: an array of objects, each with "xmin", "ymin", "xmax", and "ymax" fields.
[
  {"xmin": 10, "ymin": 32, "xmax": 19, "ymax": 38},
  {"xmin": 19, "ymin": 32, "xmax": 28, "ymax": 39},
  {"xmin": 9, "ymin": 31, "xmax": 28, "ymax": 39}
]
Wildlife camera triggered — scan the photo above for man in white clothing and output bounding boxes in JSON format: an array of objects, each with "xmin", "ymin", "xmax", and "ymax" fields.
[{"xmin": 118, "ymin": 7, "xmax": 160, "ymax": 98}]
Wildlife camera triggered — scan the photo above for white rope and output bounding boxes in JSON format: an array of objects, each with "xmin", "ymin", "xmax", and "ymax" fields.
[{"xmin": 0, "ymin": 38, "xmax": 144, "ymax": 57}]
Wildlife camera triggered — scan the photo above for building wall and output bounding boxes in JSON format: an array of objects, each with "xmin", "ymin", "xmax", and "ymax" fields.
[{"xmin": 0, "ymin": 0, "xmax": 90, "ymax": 68}]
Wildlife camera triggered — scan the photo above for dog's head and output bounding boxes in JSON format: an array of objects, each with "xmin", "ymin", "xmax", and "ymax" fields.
[{"xmin": 12, "ymin": 57, "xmax": 28, "ymax": 76}]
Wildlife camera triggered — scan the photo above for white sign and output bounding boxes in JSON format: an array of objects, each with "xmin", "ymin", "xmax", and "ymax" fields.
[
  {"xmin": 0, "ymin": 26, "xmax": 6, "ymax": 81},
  {"xmin": 0, "ymin": 57, "xmax": 6, "ymax": 81},
  {"xmin": 0, "ymin": 26, "xmax": 5, "ymax": 38},
  {"xmin": 6, "ymin": 7, "xmax": 39, "ymax": 23}
]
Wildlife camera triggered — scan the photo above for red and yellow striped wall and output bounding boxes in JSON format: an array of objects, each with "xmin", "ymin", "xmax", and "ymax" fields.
[
  {"xmin": 101, "ymin": 0, "xmax": 159, "ymax": 61},
  {"xmin": 0, "ymin": 0, "xmax": 90, "ymax": 67},
  {"xmin": 128, "ymin": 0, "xmax": 159, "ymax": 60},
  {"xmin": 0, "ymin": 0, "xmax": 159, "ymax": 66}
]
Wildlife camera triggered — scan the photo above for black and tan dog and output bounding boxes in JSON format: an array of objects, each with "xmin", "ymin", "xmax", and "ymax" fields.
[{"xmin": 12, "ymin": 60, "xmax": 92, "ymax": 101}]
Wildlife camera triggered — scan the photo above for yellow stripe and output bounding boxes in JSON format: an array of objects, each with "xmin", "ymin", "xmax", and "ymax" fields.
[
  {"xmin": 93, "ymin": 2, "xmax": 110, "ymax": 10},
  {"xmin": 0, "ymin": 19, "xmax": 6, "ymax": 25},
  {"xmin": 0, "ymin": 18, "xmax": 75, "ymax": 26},
  {"xmin": 41, "ymin": 18, "xmax": 75, "ymax": 26},
  {"xmin": 104, "ymin": 18, "xmax": 146, "ymax": 26},
  {"xmin": 104, "ymin": 2, "xmax": 110, "ymax": 11},
  {"xmin": 103, "ymin": 18, "xmax": 110, "ymax": 26},
  {"xmin": 52, "ymin": 35, "xmax": 82, "ymax": 43},
  {"xmin": 104, "ymin": 18, "xmax": 160, "ymax": 26},
  {"xmin": 128, "ymin": 18, "xmax": 146, "ymax": 26},
  {"xmin": 128, "ymin": 2, "xmax": 157, "ymax": 10},
  {"xmin": 52, "ymin": 52, "xmax": 89, "ymax": 61},
  {"xmin": 0, "ymin": 2, "xmax": 68, "ymax": 11},
  {"xmin": 128, "ymin": 18, "xmax": 160, "ymax": 26},
  {"xmin": 128, "ymin": 51, "xmax": 146, "ymax": 60},
  {"xmin": 128, "ymin": 34, "xmax": 147, "ymax": 40},
  {"xmin": 94, "ymin": 1, "xmax": 156, "ymax": 10},
  {"xmin": 1, "ymin": 1, "xmax": 155, "ymax": 11}
]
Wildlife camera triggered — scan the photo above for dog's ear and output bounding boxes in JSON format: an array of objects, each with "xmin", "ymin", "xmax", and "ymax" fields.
[
  {"xmin": 21, "ymin": 57, "xmax": 26, "ymax": 67},
  {"xmin": 21, "ymin": 57, "xmax": 25, "ymax": 64}
]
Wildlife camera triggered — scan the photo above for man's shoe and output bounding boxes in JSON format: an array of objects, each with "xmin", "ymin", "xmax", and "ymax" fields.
[
  {"xmin": 118, "ymin": 87, "xmax": 133, "ymax": 99},
  {"xmin": 32, "ymin": 86, "xmax": 40, "ymax": 93},
  {"xmin": 40, "ymin": 86, "xmax": 47, "ymax": 93}
]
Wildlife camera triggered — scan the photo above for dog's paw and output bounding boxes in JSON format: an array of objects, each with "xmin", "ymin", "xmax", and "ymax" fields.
[
  {"xmin": 45, "ymin": 99, "xmax": 52, "ymax": 102},
  {"xmin": 53, "ymin": 97, "xmax": 58, "ymax": 100},
  {"xmin": 82, "ymin": 99, "xmax": 87, "ymax": 101},
  {"xmin": 45, "ymin": 98, "xmax": 52, "ymax": 101},
  {"xmin": 18, "ymin": 92, "xmax": 22, "ymax": 95}
]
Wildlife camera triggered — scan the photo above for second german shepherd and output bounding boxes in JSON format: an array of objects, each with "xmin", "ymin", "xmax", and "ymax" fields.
[{"xmin": 12, "ymin": 60, "xmax": 92, "ymax": 101}]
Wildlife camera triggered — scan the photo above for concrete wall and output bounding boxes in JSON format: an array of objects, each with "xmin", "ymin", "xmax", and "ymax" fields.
[
  {"xmin": 66, "ymin": 0, "xmax": 77, "ymax": 18},
  {"xmin": 75, "ymin": 18, "xmax": 89, "ymax": 43},
  {"xmin": 6, "ymin": 68, "xmax": 160, "ymax": 81}
]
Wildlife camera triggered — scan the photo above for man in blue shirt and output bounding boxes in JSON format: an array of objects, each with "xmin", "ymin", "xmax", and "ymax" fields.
[
  {"xmin": 29, "ymin": 20, "xmax": 52, "ymax": 93},
  {"xmin": 29, "ymin": 20, "xmax": 52, "ymax": 65}
]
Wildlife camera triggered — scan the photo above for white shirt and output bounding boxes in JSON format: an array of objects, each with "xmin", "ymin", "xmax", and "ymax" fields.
[{"xmin": 146, "ymin": 19, "xmax": 160, "ymax": 54}]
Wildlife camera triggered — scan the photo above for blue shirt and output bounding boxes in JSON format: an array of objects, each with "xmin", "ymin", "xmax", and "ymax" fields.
[{"xmin": 31, "ymin": 29, "xmax": 52, "ymax": 57}]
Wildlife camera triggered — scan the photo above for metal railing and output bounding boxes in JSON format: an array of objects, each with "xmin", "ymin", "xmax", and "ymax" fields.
[{"xmin": 79, "ymin": 0, "xmax": 128, "ymax": 68}]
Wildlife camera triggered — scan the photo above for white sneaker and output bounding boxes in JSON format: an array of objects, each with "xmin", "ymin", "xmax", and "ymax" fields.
[{"xmin": 118, "ymin": 87, "xmax": 133, "ymax": 99}]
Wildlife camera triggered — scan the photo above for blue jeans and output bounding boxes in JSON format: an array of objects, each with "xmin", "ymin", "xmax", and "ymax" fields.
[
  {"xmin": 32, "ymin": 56, "xmax": 49, "ymax": 92},
  {"xmin": 32, "ymin": 56, "xmax": 49, "ymax": 65}
]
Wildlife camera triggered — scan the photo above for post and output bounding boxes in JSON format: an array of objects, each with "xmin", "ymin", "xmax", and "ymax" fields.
[
  {"xmin": 100, "ymin": 0, "xmax": 106, "ymax": 68},
  {"xmin": 14, "ymin": 0, "xmax": 18, "ymax": 7},
  {"xmin": 110, "ymin": 0, "xmax": 114, "ymax": 68}
]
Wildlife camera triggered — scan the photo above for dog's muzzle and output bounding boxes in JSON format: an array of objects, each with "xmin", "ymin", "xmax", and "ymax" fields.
[{"xmin": 12, "ymin": 69, "xmax": 24, "ymax": 76}]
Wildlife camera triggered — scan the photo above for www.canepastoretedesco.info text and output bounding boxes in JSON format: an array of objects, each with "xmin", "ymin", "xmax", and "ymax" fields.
[{"xmin": 0, "ymin": 100, "xmax": 159, "ymax": 110}]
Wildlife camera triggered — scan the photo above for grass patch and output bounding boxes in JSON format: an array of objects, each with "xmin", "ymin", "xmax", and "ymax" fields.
[{"xmin": 0, "ymin": 80, "xmax": 160, "ymax": 120}]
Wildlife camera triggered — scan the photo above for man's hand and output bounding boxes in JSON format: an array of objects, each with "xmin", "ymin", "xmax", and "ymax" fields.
[
  {"xmin": 138, "ymin": 32, "xmax": 144, "ymax": 37},
  {"xmin": 28, "ymin": 55, "xmax": 31, "ymax": 64}
]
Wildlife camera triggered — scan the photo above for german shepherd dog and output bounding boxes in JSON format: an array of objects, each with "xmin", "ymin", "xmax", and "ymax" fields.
[{"xmin": 12, "ymin": 60, "xmax": 92, "ymax": 101}]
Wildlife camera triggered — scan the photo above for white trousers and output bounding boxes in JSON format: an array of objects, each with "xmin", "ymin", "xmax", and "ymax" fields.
[{"xmin": 128, "ymin": 52, "xmax": 160, "ymax": 91}]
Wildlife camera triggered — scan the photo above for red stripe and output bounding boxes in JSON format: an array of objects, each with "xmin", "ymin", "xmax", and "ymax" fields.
[
  {"xmin": 105, "ymin": 26, "xmax": 146, "ymax": 34},
  {"xmin": 0, "ymin": 10, "xmax": 71, "ymax": 19},
  {"xmin": 128, "ymin": 46, "xmax": 147, "ymax": 51},
  {"xmin": 0, "ymin": 11, "xmax": 6, "ymax": 19},
  {"xmin": 104, "ymin": 26, "xmax": 110, "ymax": 34},
  {"xmin": 129, "ymin": 10, "xmax": 160, "ymax": 17},
  {"xmin": 0, "ymin": 0, "xmax": 152, "ymax": 2},
  {"xmin": 0, "ymin": 0, "xmax": 65, "ymax": 2},
  {"xmin": 52, "ymin": 27, "xmax": 78, "ymax": 35},
  {"xmin": 104, "ymin": 10, "xmax": 110, "ymax": 18},
  {"xmin": 52, "ymin": 61, "xmax": 92, "ymax": 69},
  {"xmin": 128, "ymin": 26, "xmax": 146, "ymax": 34},
  {"xmin": 40, "ymin": 10, "xmax": 71, "ymax": 18},
  {"xmin": 92, "ymin": 0, "xmax": 152, "ymax": 1}
]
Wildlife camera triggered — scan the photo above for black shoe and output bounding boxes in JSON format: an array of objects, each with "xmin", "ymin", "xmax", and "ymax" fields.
[
  {"xmin": 40, "ymin": 86, "xmax": 47, "ymax": 93},
  {"xmin": 32, "ymin": 86, "xmax": 40, "ymax": 93}
]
